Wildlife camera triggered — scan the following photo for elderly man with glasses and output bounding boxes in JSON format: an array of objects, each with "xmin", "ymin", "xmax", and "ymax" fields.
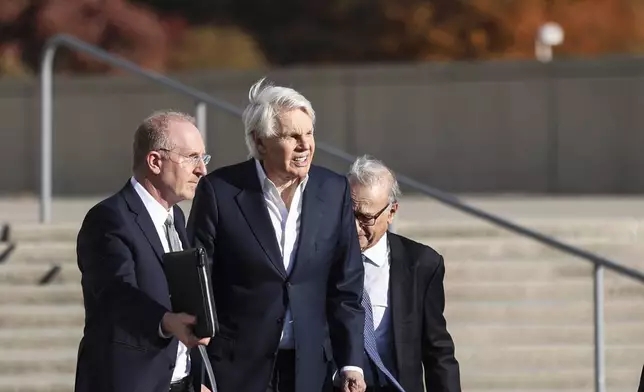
[{"xmin": 337, "ymin": 155, "xmax": 461, "ymax": 392}]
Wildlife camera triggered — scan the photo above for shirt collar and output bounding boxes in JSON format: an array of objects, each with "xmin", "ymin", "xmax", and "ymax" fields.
[
  {"xmin": 130, "ymin": 177, "xmax": 172, "ymax": 228},
  {"xmin": 254, "ymin": 159, "xmax": 309, "ymax": 193},
  {"xmin": 363, "ymin": 231, "xmax": 389, "ymax": 267}
]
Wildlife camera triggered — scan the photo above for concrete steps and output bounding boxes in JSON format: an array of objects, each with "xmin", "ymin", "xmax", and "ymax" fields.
[
  {"xmin": 2, "ymin": 279, "xmax": 644, "ymax": 305},
  {"xmin": 450, "ymin": 323, "xmax": 644, "ymax": 345},
  {"xmin": 0, "ymin": 373, "xmax": 75, "ymax": 392},
  {"xmin": 0, "ymin": 305, "xmax": 84, "ymax": 328},
  {"xmin": 460, "ymin": 368, "xmax": 640, "ymax": 389},
  {"xmin": 1, "ymin": 215, "xmax": 644, "ymax": 391},
  {"xmin": 3, "ymin": 237, "xmax": 644, "ymax": 266},
  {"xmin": 0, "ymin": 328, "xmax": 82, "ymax": 349}
]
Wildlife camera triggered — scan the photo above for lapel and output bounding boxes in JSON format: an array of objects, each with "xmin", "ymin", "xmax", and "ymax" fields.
[
  {"xmin": 234, "ymin": 160, "xmax": 286, "ymax": 277},
  {"xmin": 173, "ymin": 206, "xmax": 190, "ymax": 250},
  {"xmin": 291, "ymin": 169, "xmax": 325, "ymax": 276},
  {"xmin": 388, "ymin": 233, "xmax": 415, "ymax": 371},
  {"xmin": 122, "ymin": 180, "xmax": 165, "ymax": 264}
]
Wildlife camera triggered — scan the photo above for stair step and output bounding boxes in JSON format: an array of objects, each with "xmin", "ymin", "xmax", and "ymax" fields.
[
  {"xmin": 445, "ymin": 299, "xmax": 644, "ymax": 324},
  {"xmin": 0, "ymin": 327, "xmax": 81, "ymax": 349},
  {"xmin": 450, "ymin": 323, "xmax": 644, "ymax": 345},
  {"xmin": 457, "ymin": 344, "xmax": 644, "ymax": 369},
  {"xmin": 0, "ymin": 350, "xmax": 77, "ymax": 375},
  {"xmin": 0, "ymin": 373, "xmax": 74, "ymax": 392},
  {"xmin": 460, "ymin": 368, "xmax": 639, "ymax": 389},
  {"xmin": 415, "ymin": 237, "xmax": 644, "ymax": 263},
  {"xmin": 0, "ymin": 305, "xmax": 84, "ymax": 328},
  {"xmin": 0, "ymin": 265, "xmax": 79, "ymax": 285},
  {"xmin": 0, "ymin": 285, "xmax": 82, "ymax": 305},
  {"xmin": 397, "ymin": 218, "xmax": 644, "ymax": 240},
  {"xmin": 3, "ymin": 224, "xmax": 80, "ymax": 243},
  {"xmin": 445, "ymin": 279, "xmax": 644, "ymax": 301},
  {"xmin": 4, "ymin": 238, "xmax": 644, "ymax": 267},
  {"xmin": 1, "ymin": 279, "xmax": 643, "ymax": 305},
  {"xmin": 444, "ymin": 259, "xmax": 644, "ymax": 282},
  {"xmin": 6, "ymin": 218, "xmax": 644, "ymax": 243},
  {"xmin": 5, "ymin": 259, "xmax": 637, "ymax": 285},
  {"xmin": 1, "ymin": 242, "xmax": 76, "ymax": 265}
]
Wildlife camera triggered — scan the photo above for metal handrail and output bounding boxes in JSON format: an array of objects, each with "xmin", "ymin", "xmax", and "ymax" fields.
[{"xmin": 40, "ymin": 34, "xmax": 644, "ymax": 392}]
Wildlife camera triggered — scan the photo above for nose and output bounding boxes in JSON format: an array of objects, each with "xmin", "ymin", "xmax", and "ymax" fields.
[
  {"xmin": 194, "ymin": 159, "xmax": 207, "ymax": 177},
  {"xmin": 296, "ymin": 136, "xmax": 310, "ymax": 151}
]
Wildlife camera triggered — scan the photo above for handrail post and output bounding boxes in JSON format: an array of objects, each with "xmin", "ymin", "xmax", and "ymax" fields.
[
  {"xmin": 40, "ymin": 42, "xmax": 57, "ymax": 224},
  {"xmin": 594, "ymin": 263, "xmax": 606, "ymax": 392},
  {"xmin": 195, "ymin": 101, "xmax": 207, "ymax": 147}
]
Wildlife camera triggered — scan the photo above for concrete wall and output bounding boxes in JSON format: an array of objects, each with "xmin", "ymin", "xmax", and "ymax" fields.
[{"xmin": 2, "ymin": 57, "xmax": 644, "ymax": 195}]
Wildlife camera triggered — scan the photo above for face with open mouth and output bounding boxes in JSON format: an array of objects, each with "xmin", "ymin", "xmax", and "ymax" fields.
[{"xmin": 256, "ymin": 108, "xmax": 315, "ymax": 184}]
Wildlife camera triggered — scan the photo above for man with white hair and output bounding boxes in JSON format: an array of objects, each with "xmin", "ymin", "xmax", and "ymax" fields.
[
  {"xmin": 187, "ymin": 78, "xmax": 366, "ymax": 392},
  {"xmin": 345, "ymin": 155, "xmax": 461, "ymax": 392}
]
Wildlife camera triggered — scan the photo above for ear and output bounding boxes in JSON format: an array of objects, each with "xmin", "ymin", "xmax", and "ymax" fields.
[
  {"xmin": 387, "ymin": 202, "xmax": 398, "ymax": 225},
  {"xmin": 147, "ymin": 151, "xmax": 163, "ymax": 175},
  {"xmin": 253, "ymin": 131, "xmax": 267, "ymax": 155}
]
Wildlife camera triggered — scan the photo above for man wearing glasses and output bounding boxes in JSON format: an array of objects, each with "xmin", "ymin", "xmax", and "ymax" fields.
[
  {"xmin": 343, "ymin": 155, "xmax": 461, "ymax": 392},
  {"xmin": 75, "ymin": 111, "xmax": 211, "ymax": 392}
]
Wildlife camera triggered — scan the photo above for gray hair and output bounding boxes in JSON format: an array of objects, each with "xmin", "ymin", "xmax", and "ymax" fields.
[
  {"xmin": 132, "ymin": 110, "xmax": 196, "ymax": 171},
  {"xmin": 347, "ymin": 155, "xmax": 401, "ymax": 204},
  {"xmin": 242, "ymin": 78, "xmax": 316, "ymax": 159}
]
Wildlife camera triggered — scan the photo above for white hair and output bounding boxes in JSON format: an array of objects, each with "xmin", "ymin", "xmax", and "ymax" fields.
[
  {"xmin": 241, "ymin": 77, "xmax": 316, "ymax": 159},
  {"xmin": 347, "ymin": 155, "xmax": 401, "ymax": 204}
]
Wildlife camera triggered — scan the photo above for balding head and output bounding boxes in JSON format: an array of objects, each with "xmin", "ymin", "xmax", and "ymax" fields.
[{"xmin": 132, "ymin": 110, "xmax": 196, "ymax": 172}]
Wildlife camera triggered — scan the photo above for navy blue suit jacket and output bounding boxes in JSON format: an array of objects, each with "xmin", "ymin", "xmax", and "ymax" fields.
[
  {"xmin": 187, "ymin": 159, "xmax": 365, "ymax": 392},
  {"xmin": 74, "ymin": 180, "xmax": 199, "ymax": 392}
]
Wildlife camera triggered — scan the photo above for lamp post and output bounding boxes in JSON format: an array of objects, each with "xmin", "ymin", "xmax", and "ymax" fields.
[{"xmin": 535, "ymin": 22, "xmax": 564, "ymax": 62}]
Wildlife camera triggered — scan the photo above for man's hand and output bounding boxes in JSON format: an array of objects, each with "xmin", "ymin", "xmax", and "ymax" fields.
[
  {"xmin": 200, "ymin": 385, "xmax": 211, "ymax": 392},
  {"xmin": 161, "ymin": 312, "xmax": 210, "ymax": 348},
  {"xmin": 339, "ymin": 370, "xmax": 366, "ymax": 392}
]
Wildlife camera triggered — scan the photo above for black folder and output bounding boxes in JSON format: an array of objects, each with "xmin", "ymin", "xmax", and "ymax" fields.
[
  {"xmin": 162, "ymin": 247, "xmax": 219, "ymax": 338},
  {"xmin": 163, "ymin": 247, "xmax": 219, "ymax": 391}
]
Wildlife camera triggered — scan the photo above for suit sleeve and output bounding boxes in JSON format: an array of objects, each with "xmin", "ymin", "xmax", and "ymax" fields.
[
  {"xmin": 326, "ymin": 177, "xmax": 365, "ymax": 369},
  {"xmin": 187, "ymin": 177, "xmax": 218, "ymax": 266},
  {"xmin": 186, "ymin": 177, "xmax": 219, "ymax": 389},
  {"xmin": 421, "ymin": 253, "xmax": 462, "ymax": 392},
  {"xmin": 77, "ymin": 205, "xmax": 169, "ymax": 343}
]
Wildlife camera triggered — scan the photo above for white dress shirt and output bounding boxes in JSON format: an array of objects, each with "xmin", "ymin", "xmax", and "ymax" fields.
[
  {"xmin": 131, "ymin": 177, "xmax": 190, "ymax": 382},
  {"xmin": 254, "ymin": 161, "xmax": 364, "ymax": 377},
  {"xmin": 362, "ymin": 232, "xmax": 396, "ymax": 372},
  {"xmin": 254, "ymin": 160, "xmax": 307, "ymax": 349}
]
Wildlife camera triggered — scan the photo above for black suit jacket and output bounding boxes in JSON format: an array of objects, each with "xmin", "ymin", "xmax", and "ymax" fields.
[
  {"xmin": 74, "ymin": 180, "xmax": 199, "ymax": 392},
  {"xmin": 187, "ymin": 159, "xmax": 365, "ymax": 392},
  {"xmin": 387, "ymin": 233, "xmax": 461, "ymax": 392},
  {"xmin": 638, "ymin": 365, "xmax": 644, "ymax": 392}
]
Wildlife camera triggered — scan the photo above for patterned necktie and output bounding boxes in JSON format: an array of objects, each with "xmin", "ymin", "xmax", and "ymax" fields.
[
  {"xmin": 164, "ymin": 213, "xmax": 183, "ymax": 252},
  {"xmin": 362, "ymin": 254, "xmax": 405, "ymax": 392}
]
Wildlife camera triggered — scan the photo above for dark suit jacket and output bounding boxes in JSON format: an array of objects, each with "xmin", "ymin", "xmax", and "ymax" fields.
[
  {"xmin": 385, "ymin": 233, "xmax": 461, "ymax": 392},
  {"xmin": 329, "ymin": 233, "xmax": 461, "ymax": 392},
  {"xmin": 638, "ymin": 365, "xmax": 644, "ymax": 392},
  {"xmin": 187, "ymin": 159, "xmax": 365, "ymax": 392},
  {"xmin": 74, "ymin": 180, "xmax": 200, "ymax": 392}
]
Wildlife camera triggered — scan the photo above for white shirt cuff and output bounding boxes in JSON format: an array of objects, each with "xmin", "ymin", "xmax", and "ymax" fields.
[{"xmin": 158, "ymin": 322, "xmax": 172, "ymax": 339}]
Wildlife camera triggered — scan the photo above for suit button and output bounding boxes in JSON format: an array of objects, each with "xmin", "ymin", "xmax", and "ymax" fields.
[
  {"xmin": 169, "ymin": 363, "xmax": 175, "ymax": 370},
  {"xmin": 266, "ymin": 352, "xmax": 277, "ymax": 359},
  {"xmin": 276, "ymin": 317, "xmax": 284, "ymax": 324},
  {"xmin": 285, "ymin": 282, "xmax": 291, "ymax": 288}
]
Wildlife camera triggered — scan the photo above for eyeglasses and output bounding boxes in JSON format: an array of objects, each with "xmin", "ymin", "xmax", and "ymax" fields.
[
  {"xmin": 159, "ymin": 148, "xmax": 211, "ymax": 166},
  {"xmin": 354, "ymin": 203, "xmax": 391, "ymax": 227}
]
